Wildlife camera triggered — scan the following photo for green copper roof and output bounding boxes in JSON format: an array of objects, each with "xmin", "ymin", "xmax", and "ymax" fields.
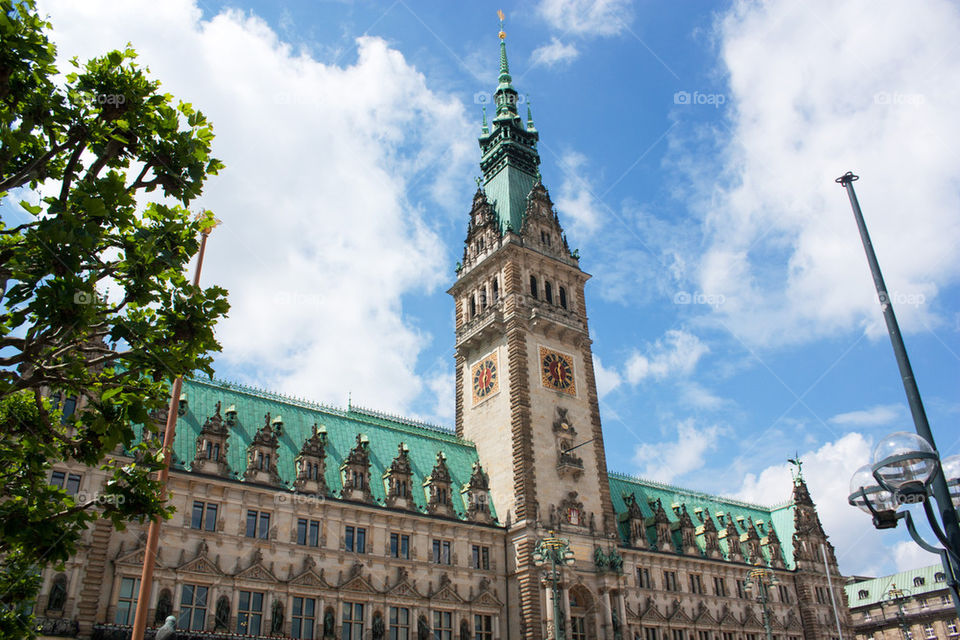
[
  {"xmin": 150, "ymin": 377, "xmax": 494, "ymax": 521},
  {"xmin": 478, "ymin": 31, "xmax": 541, "ymax": 234},
  {"xmin": 844, "ymin": 564, "xmax": 948, "ymax": 607},
  {"xmin": 608, "ymin": 472, "xmax": 797, "ymax": 568}
]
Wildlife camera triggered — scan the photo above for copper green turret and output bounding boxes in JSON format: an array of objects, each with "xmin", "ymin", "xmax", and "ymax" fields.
[{"xmin": 478, "ymin": 18, "xmax": 541, "ymax": 234}]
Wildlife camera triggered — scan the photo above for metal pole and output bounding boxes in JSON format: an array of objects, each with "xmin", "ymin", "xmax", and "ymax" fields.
[
  {"xmin": 552, "ymin": 551, "xmax": 562, "ymax": 640},
  {"xmin": 130, "ymin": 229, "xmax": 212, "ymax": 640},
  {"xmin": 822, "ymin": 544, "xmax": 845, "ymax": 640},
  {"xmin": 759, "ymin": 580, "xmax": 773, "ymax": 640},
  {"xmin": 836, "ymin": 172, "xmax": 960, "ymax": 614}
]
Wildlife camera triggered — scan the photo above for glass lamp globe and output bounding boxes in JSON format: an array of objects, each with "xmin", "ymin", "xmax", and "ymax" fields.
[
  {"xmin": 941, "ymin": 454, "xmax": 960, "ymax": 510},
  {"xmin": 872, "ymin": 431, "xmax": 937, "ymax": 490},
  {"xmin": 849, "ymin": 463, "xmax": 897, "ymax": 514}
]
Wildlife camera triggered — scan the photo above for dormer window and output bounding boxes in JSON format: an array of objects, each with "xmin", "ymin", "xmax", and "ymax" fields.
[
  {"xmin": 271, "ymin": 414, "xmax": 283, "ymax": 436},
  {"xmin": 914, "ymin": 577, "xmax": 925, "ymax": 587},
  {"xmin": 858, "ymin": 589, "xmax": 869, "ymax": 600},
  {"xmin": 178, "ymin": 394, "xmax": 188, "ymax": 416},
  {"xmin": 225, "ymin": 405, "xmax": 237, "ymax": 425}
]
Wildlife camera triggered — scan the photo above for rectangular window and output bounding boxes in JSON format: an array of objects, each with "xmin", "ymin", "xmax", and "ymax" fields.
[
  {"xmin": 673, "ymin": 630, "xmax": 685, "ymax": 640},
  {"xmin": 245, "ymin": 510, "xmax": 270, "ymax": 539},
  {"xmin": 924, "ymin": 626, "xmax": 936, "ymax": 639},
  {"xmin": 699, "ymin": 632, "xmax": 711, "ymax": 640},
  {"xmin": 113, "ymin": 577, "xmax": 140, "ymax": 625},
  {"xmin": 723, "ymin": 633, "xmax": 735, "ymax": 640},
  {"xmin": 191, "ymin": 501, "xmax": 218, "ymax": 531},
  {"xmin": 474, "ymin": 614, "xmax": 493, "ymax": 640},
  {"xmin": 389, "ymin": 606, "xmax": 410, "ymax": 640},
  {"xmin": 342, "ymin": 602, "xmax": 364, "ymax": 640},
  {"xmin": 177, "ymin": 584, "xmax": 208, "ymax": 631},
  {"xmin": 946, "ymin": 622, "xmax": 958, "ymax": 636},
  {"xmin": 644, "ymin": 628, "xmax": 659, "ymax": 640},
  {"xmin": 778, "ymin": 584, "xmax": 791, "ymax": 603},
  {"xmin": 291, "ymin": 596, "xmax": 316, "ymax": 639},
  {"xmin": 714, "ymin": 576, "xmax": 727, "ymax": 597},
  {"xmin": 50, "ymin": 470, "xmax": 82, "ymax": 496},
  {"xmin": 637, "ymin": 567, "xmax": 652, "ymax": 589},
  {"xmin": 432, "ymin": 539, "xmax": 451, "ymax": 565},
  {"xmin": 689, "ymin": 573, "xmax": 704, "ymax": 594},
  {"xmin": 391, "ymin": 533, "xmax": 410, "ymax": 559},
  {"xmin": 297, "ymin": 518, "xmax": 320, "ymax": 547},
  {"xmin": 433, "ymin": 611, "xmax": 452, "ymax": 640},
  {"xmin": 663, "ymin": 571, "xmax": 678, "ymax": 592},
  {"xmin": 737, "ymin": 579, "xmax": 747, "ymax": 599},
  {"xmin": 345, "ymin": 526, "xmax": 367, "ymax": 553},
  {"xmin": 237, "ymin": 590, "xmax": 264, "ymax": 636},
  {"xmin": 472, "ymin": 545, "xmax": 490, "ymax": 570}
]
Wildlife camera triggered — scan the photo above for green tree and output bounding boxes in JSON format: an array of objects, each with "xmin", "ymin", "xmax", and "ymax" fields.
[{"xmin": 0, "ymin": 1, "xmax": 229, "ymax": 636}]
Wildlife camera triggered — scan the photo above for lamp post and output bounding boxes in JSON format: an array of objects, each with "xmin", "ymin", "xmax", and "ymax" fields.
[
  {"xmin": 837, "ymin": 172, "xmax": 960, "ymax": 619},
  {"xmin": 533, "ymin": 531, "xmax": 575, "ymax": 640},
  {"xmin": 883, "ymin": 584, "xmax": 911, "ymax": 640},
  {"xmin": 744, "ymin": 563, "xmax": 778, "ymax": 640},
  {"xmin": 131, "ymin": 218, "xmax": 219, "ymax": 640}
]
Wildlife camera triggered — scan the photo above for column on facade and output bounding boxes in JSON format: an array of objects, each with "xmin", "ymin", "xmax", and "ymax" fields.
[
  {"xmin": 544, "ymin": 581, "xmax": 556, "ymax": 639},
  {"xmin": 617, "ymin": 590, "xmax": 627, "ymax": 636},
  {"xmin": 562, "ymin": 585, "xmax": 571, "ymax": 638},
  {"xmin": 603, "ymin": 589, "xmax": 614, "ymax": 636},
  {"xmin": 494, "ymin": 613, "xmax": 501, "ymax": 640}
]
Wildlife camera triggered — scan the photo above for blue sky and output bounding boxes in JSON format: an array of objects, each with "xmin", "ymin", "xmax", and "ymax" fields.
[{"xmin": 29, "ymin": 0, "xmax": 960, "ymax": 577}]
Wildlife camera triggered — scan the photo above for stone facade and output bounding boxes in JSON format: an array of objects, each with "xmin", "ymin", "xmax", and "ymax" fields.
[
  {"xmin": 845, "ymin": 565, "xmax": 959, "ymax": 640},
  {"xmin": 37, "ymin": 26, "xmax": 855, "ymax": 640}
]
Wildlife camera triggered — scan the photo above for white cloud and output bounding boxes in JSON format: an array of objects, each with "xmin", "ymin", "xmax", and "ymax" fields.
[
  {"xmin": 829, "ymin": 404, "xmax": 904, "ymax": 428},
  {"xmin": 736, "ymin": 432, "xmax": 905, "ymax": 576},
  {"xmin": 537, "ymin": 0, "xmax": 633, "ymax": 37},
  {"xmin": 40, "ymin": 0, "xmax": 474, "ymax": 414},
  {"xmin": 633, "ymin": 418, "xmax": 724, "ymax": 483},
  {"xmin": 625, "ymin": 329, "xmax": 708, "ymax": 383},
  {"xmin": 893, "ymin": 540, "xmax": 938, "ymax": 572},
  {"xmin": 679, "ymin": 381, "xmax": 729, "ymax": 410},
  {"xmin": 531, "ymin": 37, "xmax": 579, "ymax": 68},
  {"xmin": 554, "ymin": 151, "xmax": 604, "ymax": 239},
  {"xmin": 593, "ymin": 354, "xmax": 622, "ymax": 398},
  {"xmin": 692, "ymin": 0, "xmax": 960, "ymax": 347}
]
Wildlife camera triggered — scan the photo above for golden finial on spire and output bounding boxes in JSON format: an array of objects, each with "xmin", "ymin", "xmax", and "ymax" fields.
[{"xmin": 497, "ymin": 9, "xmax": 506, "ymax": 39}]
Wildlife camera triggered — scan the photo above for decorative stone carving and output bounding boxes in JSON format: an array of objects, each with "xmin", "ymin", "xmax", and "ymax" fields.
[
  {"xmin": 461, "ymin": 460, "xmax": 493, "ymax": 523},
  {"xmin": 723, "ymin": 513, "xmax": 743, "ymax": 561},
  {"xmin": 294, "ymin": 423, "xmax": 327, "ymax": 495},
  {"xmin": 678, "ymin": 505, "xmax": 699, "ymax": 555},
  {"xmin": 623, "ymin": 493, "xmax": 647, "ymax": 547},
  {"xmin": 699, "ymin": 512, "xmax": 723, "ymax": 559},
  {"xmin": 192, "ymin": 401, "xmax": 231, "ymax": 476},
  {"xmin": 244, "ymin": 413, "xmax": 282, "ymax": 485},
  {"xmin": 424, "ymin": 451, "xmax": 454, "ymax": 517},
  {"xmin": 652, "ymin": 499, "xmax": 674, "ymax": 552},
  {"xmin": 557, "ymin": 491, "xmax": 585, "ymax": 528},
  {"xmin": 340, "ymin": 433, "xmax": 372, "ymax": 503},
  {"xmin": 384, "ymin": 442, "xmax": 414, "ymax": 510},
  {"xmin": 553, "ymin": 406, "xmax": 583, "ymax": 479}
]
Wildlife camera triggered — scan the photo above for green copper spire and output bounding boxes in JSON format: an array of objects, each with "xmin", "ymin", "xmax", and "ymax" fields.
[
  {"xmin": 477, "ymin": 11, "xmax": 541, "ymax": 234},
  {"xmin": 526, "ymin": 99, "xmax": 536, "ymax": 131},
  {"xmin": 481, "ymin": 106, "xmax": 488, "ymax": 135}
]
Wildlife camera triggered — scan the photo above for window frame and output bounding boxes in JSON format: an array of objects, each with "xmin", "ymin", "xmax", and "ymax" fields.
[
  {"xmin": 237, "ymin": 590, "xmax": 264, "ymax": 636},
  {"xmin": 291, "ymin": 596, "xmax": 316, "ymax": 639},
  {"xmin": 114, "ymin": 577, "xmax": 140, "ymax": 625},
  {"xmin": 390, "ymin": 533, "xmax": 410, "ymax": 559},
  {"xmin": 177, "ymin": 583, "xmax": 209, "ymax": 631}
]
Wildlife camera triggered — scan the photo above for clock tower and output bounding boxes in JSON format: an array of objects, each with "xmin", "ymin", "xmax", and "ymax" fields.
[{"xmin": 448, "ymin": 18, "xmax": 617, "ymax": 638}]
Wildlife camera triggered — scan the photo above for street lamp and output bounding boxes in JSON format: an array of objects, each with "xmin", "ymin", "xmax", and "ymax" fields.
[
  {"xmin": 533, "ymin": 531, "xmax": 575, "ymax": 640},
  {"xmin": 836, "ymin": 173, "xmax": 960, "ymax": 618},
  {"xmin": 743, "ymin": 563, "xmax": 778, "ymax": 640},
  {"xmin": 882, "ymin": 584, "xmax": 911, "ymax": 640}
]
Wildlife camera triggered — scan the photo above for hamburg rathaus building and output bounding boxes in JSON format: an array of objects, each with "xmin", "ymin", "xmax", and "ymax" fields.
[{"xmin": 37, "ymin": 21, "xmax": 854, "ymax": 640}]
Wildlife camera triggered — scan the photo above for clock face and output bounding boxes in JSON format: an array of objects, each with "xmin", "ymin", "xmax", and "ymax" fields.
[
  {"xmin": 540, "ymin": 346, "xmax": 576, "ymax": 395},
  {"xmin": 471, "ymin": 352, "xmax": 499, "ymax": 404}
]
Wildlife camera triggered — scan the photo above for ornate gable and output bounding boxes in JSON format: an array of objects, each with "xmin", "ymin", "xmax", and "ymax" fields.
[
  {"xmin": 244, "ymin": 413, "xmax": 282, "ymax": 485},
  {"xmin": 340, "ymin": 434, "xmax": 373, "ymax": 503},
  {"xmin": 386, "ymin": 567, "xmax": 423, "ymax": 600},
  {"xmin": 424, "ymin": 451, "xmax": 454, "ymax": 517},
  {"xmin": 235, "ymin": 549, "xmax": 279, "ymax": 583},
  {"xmin": 383, "ymin": 442, "xmax": 415, "ymax": 510},
  {"xmin": 177, "ymin": 541, "xmax": 222, "ymax": 576},
  {"xmin": 192, "ymin": 401, "xmax": 231, "ymax": 476},
  {"xmin": 294, "ymin": 423, "xmax": 327, "ymax": 495},
  {"xmin": 114, "ymin": 543, "xmax": 159, "ymax": 568},
  {"xmin": 639, "ymin": 597, "xmax": 666, "ymax": 622},
  {"xmin": 430, "ymin": 574, "xmax": 464, "ymax": 604},
  {"xmin": 462, "ymin": 460, "xmax": 494, "ymax": 523}
]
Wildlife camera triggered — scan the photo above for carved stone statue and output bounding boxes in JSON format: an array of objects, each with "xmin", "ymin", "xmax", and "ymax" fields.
[
  {"xmin": 155, "ymin": 616, "xmax": 177, "ymax": 640},
  {"xmin": 154, "ymin": 589, "xmax": 173, "ymax": 624},
  {"xmin": 323, "ymin": 610, "xmax": 335, "ymax": 637},
  {"xmin": 271, "ymin": 599, "xmax": 284, "ymax": 634},
  {"xmin": 372, "ymin": 612, "xmax": 385, "ymax": 640},
  {"xmin": 215, "ymin": 596, "xmax": 231, "ymax": 631},
  {"xmin": 418, "ymin": 614, "xmax": 430, "ymax": 640},
  {"xmin": 47, "ymin": 575, "xmax": 67, "ymax": 611}
]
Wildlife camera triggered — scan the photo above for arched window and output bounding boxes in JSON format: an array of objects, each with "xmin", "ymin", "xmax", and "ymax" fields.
[
  {"xmin": 858, "ymin": 589, "xmax": 869, "ymax": 600},
  {"xmin": 47, "ymin": 574, "xmax": 67, "ymax": 611},
  {"xmin": 530, "ymin": 275, "xmax": 538, "ymax": 299},
  {"xmin": 469, "ymin": 295, "xmax": 476, "ymax": 319},
  {"xmin": 492, "ymin": 278, "xmax": 499, "ymax": 302},
  {"xmin": 935, "ymin": 572, "xmax": 946, "ymax": 583},
  {"xmin": 914, "ymin": 577, "xmax": 925, "ymax": 587},
  {"xmin": 545, "ymin": 281, "xmax": 553, "ymax": 304},
  {"xmin": 559, "ymin": 286, "xmax": 567, "ymax": 309}
]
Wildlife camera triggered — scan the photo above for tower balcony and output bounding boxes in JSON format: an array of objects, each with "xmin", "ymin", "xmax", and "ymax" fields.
[{"xmin": 456, "ymin": 302, "xmax": 505, "ymax": 350}]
